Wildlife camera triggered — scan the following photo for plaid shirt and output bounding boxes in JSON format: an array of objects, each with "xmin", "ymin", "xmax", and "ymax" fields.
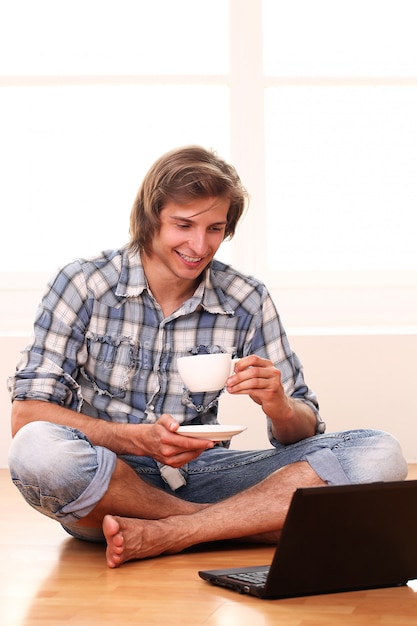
[{"xmin": 9, "ymin": 247, "xmax": 322, "ymax": 440}]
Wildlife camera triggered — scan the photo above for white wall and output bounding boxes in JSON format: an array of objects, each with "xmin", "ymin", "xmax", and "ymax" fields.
[{"xmin": 2, "ymin": 332, "xmax": 416, "ymax": 467}]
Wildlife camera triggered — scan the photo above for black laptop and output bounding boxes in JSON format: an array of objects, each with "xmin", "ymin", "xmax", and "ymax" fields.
[{"xmin": 199, "ymin": 480, "xmax": 417, "ymax": 599}]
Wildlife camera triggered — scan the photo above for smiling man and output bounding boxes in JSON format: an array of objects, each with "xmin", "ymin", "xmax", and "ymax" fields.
[
  {"xmin": 141, "ymin": 195, "xmax": 230, "ymax": 317},
  {"xmin": 8, "ymin": 146, "xmax": 407, "ymax": 567}
]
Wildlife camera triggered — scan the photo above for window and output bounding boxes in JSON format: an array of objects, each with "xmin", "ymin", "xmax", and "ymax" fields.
[
  {"xmin": 1, "ymin": 0, "xmax": 416, "ymax": 333},
  {"xmin": 1, "ymin": 84, "xmax": 230, "ymax": 272},
  {"xmin": 259, "ymin": 0, "xmax": 417, "ymax": 329},
  {"xmin": 265, "ymin": 85, "xmax": 417, "ymax": 272}
]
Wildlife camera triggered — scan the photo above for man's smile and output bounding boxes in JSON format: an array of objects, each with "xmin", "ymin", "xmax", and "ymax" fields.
[{"xmin": 176, "ymin": 251, "xmax": 204, "ymax": 264}]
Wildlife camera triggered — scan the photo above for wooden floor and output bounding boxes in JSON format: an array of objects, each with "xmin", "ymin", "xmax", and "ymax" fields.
[{"xmin": 2, "ymin": 466, "xmax": 417, "ymax": 626}]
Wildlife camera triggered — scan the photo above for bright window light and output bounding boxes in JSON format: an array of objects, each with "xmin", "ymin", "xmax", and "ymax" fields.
[
  {"xmin": 0, "ymin": 0, "xmax": 228, "ymax": 75},
  {"xmin": 263, "ymin": 0, "xmax": 417, "ymax": 76},
  {"xmin": 265, "ymin": 86, "xmax": 417, "ymax": 271},
  {"xmin": 0, "ymin": 0, "xmax": 416, "ymax": 333},
  {"xmin": 0, "ymin": 85, "xmax": 229, "ymax": 272}
]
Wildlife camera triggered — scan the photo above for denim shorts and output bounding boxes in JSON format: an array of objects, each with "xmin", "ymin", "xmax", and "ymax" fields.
[{"xmin": 8, "ymin": 421, "xmax": 407, "ymax": 542}]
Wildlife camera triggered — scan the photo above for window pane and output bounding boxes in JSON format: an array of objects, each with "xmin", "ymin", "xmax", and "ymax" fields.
[
  {"xmin": 265, "ymin": 86, "xmax": 417, "ymax": 271},
  {"xmin": 0, "ymin": 0, "xmax": 228, "ymax": 75},
  {"xmin": 263, "ymin": 0, "xmax": 417, "ymax": 76},
  {"xmin": 0, "ymin": 85, "xmax": 229, "ymax": 272}
]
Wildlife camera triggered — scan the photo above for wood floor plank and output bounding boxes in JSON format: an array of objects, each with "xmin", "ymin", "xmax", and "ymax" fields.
[{"xmin": 2, "ymin": 467, "xmax": 417, "ymax": 625}]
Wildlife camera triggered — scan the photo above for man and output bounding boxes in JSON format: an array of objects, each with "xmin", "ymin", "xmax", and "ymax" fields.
[{"xmin": 8, "ymin": 146, "xmax": 407, "ymax": 568}]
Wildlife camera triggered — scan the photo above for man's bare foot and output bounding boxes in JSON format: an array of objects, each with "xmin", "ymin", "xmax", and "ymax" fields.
[{"xmin": 103, "ymin": 514, "xmax": 181, "ymax": 568}]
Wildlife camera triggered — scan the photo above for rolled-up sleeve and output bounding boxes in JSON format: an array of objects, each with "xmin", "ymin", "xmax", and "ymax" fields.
[{"xmin": 8, "ymin": 261, "xmax": 89, "ymax": 411}]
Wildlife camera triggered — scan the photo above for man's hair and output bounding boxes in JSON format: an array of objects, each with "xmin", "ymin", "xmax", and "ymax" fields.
[{"xmin": 129, "ymin": 145, "xmax": 248, "ymax": 254}]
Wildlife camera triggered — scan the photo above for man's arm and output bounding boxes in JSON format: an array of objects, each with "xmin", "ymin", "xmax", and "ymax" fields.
[
  {"xmin": 226, "ymin": 355, "xmax": 318, "ymax": 445},
  {"xmin": 11, "ymin": 400, "xmax": 213, "ymax": 467}
]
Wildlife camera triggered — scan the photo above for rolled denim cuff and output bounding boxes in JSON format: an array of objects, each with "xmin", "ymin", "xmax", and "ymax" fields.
[{"xmin": 58, "ymin": 446, "xmax": 117, "ymax": 523}]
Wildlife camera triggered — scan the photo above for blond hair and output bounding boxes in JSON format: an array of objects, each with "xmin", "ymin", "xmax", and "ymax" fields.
[{"xmin": 129, "ymin": 145, "xmax": 248, "ymax": 253}]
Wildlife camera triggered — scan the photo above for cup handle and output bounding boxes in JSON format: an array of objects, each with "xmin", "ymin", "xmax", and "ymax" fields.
[{"xmin": 230, "ymin": 358, "xmax": 239, "ymax": 375}]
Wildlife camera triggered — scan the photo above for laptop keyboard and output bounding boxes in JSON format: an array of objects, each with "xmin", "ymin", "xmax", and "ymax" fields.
[{"xmin": 227, "ymin": 570, "xmax": 268, "ymax": 587}]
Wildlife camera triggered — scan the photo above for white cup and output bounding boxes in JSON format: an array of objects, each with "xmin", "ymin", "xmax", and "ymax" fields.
[{"xmin": 177, "ymin": 352, "xmax": 233, "ymax": 392}]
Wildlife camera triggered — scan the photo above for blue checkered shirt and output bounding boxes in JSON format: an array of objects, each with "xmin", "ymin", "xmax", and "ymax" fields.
[{"xmin": 9, "ymin": 247, "xmax": 322, "ymax": 441}]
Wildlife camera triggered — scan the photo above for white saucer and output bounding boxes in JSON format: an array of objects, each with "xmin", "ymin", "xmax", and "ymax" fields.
[{"xmin": 177, "ymin": 424, "xmax": 247, "ymax": 441}]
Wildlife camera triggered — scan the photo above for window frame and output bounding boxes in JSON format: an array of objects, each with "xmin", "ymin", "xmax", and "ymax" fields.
[{"xmin": 1, "ymin": 0, "xmax": 416, "ymax": 334}]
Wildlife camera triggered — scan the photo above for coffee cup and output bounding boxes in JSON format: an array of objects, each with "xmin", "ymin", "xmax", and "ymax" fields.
[{"xmin": 177, "ymin": 352, "xmax": 233, "ymax": 392}]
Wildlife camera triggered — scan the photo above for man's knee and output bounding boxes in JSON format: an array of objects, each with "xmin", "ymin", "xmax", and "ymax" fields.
[
  {"xmin": 9, "ymin": 421, "xmax": 87, "ymax": 482},
  {"xmin": 332, "ymin": 429, "xmax": 407, "ymax": 484},
  {"xmin": 8, "ymin": 421, "xmax": 101, "ymax": 519},
  {"xmin": 368, "ymin": 430, "xmax": 408, "ymax": 481},
  {"xmin": 304, "ymin": 429, "xmax": 408, "ymax": 485}
]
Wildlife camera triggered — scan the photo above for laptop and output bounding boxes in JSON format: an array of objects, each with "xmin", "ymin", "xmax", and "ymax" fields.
[{"xmin": 199, "ymin": 480, "xmax": 417, "ymax": 599}]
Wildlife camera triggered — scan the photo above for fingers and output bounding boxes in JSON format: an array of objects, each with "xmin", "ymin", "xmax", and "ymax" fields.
[
  {"xmin": 154, "ymin": 415, "xmax": 214, "ymax": 466},
  {"xmin": 159, "ymin": 438, "xmax": 212, "ymax": 468},
  {"xmin": 165, "ymin": 446, "xmax": 210, "ymax": 468},
  {"xmin": 227, "ymin": 356, "xmax": 279, "ymax": 392},
  {"xmin": 157, "ymin": 413, "xmax": 179, "ymax": 432},
  {"xmin": 157, "ymin": 415, "xmax": 210, "ymax": 449}
]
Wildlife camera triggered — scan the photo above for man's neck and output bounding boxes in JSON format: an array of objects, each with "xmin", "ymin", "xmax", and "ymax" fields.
[{"xmin": 141, "ymin": 253, "xmax": 202, "ymax": 317}]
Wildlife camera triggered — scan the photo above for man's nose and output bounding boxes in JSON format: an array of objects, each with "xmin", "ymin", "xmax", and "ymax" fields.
[{"xmin": 189, "ymin": 231, "xmax": 209, "ymax": 255}]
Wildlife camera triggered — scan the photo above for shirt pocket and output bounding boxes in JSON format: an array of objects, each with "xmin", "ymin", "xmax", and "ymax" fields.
[{"xmin": 83, "ymin": 332, "xmax": 138, "ymax": 398}]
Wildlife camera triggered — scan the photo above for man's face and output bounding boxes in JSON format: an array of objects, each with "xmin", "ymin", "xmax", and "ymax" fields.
[{"xmin": 146, "ymin": 196, "xmax": 230, "ymax": 284}]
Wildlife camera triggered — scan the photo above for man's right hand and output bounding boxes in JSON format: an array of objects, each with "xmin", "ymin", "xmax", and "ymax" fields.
[{"xmin": 138, "ymin": 414, "xmax": 214, "ymax": 468}]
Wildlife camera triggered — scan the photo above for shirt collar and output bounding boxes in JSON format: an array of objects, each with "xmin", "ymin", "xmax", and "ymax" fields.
[
  {"xmin": 115, "ymin": 249, "xmax": 235, "ymax": 316},
  {"xmin": 114, "ymin": 247, "xmax": 148, "ymax": 298},
  {"xmin": 199, "ymin": 265, "xmax": 235, "ymax": 315}
]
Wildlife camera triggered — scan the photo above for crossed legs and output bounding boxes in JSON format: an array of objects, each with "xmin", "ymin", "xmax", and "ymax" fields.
[
  {"xmin": 75, "ymin": 457, "xmax": 325, "ymax": 567},
  {"xmin": 10, "ymin": 424, "xmax": 406, "ymax": 568}
]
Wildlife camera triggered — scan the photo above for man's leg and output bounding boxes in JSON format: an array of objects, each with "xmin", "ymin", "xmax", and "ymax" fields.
[
  {"xmin": 74, "ymin": 457, "xmax": 205, "ymax": 528},
  {"xmin": 9, "ymin": 423, "xmax": 407, "ymax": 564},
  {"xmin": 8, "ymin": 421, "xmax": 206, "ymax": 541},
  {"xmin": 103, "ymin": 460, "xmax": 324, "ymax": 567},
  {"xmin": 102, "ymin": 428, "xmax": 408, "ymax": 567}
]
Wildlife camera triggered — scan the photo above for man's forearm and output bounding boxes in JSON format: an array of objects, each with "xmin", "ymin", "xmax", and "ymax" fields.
[
  {"xmin": 269, "ymin": 398, "xmax": 317, "ymax": 445},
  {"xmin": 10, "ymin": 399, "xmax": 147, "ymax": 455}
]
